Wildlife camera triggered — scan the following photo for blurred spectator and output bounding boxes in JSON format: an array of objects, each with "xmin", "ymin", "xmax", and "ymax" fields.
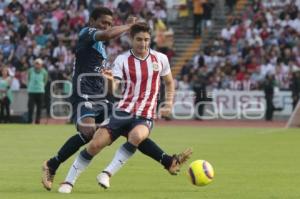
[
  {"xmin": 146, "ymin": 0, "xmax": 156, "ymax": 11},
  {"xmin": 252, "ymin": 0, "xmax": 263, "ymax": 13},
  {"xmin": 131, "ymin": 0, "xmax": 144, "ymax": 15},
  {"xmin": 180, "ymin": 59, "xmax": 193, "ymax": 79},
  {"xmin": 117, "ymin": 0, "xmax": 132, "ymax": 23},
  {"xmin": 107, "ymin": 40, "xmax": 123, "ymax": 63},
  {"xmin": 30, "ymin": 0, "xmax": 43, "ymax": 20},
  {"xmin": 1, "ymin": 36, "xmax": 15, "ymax": 63},
  {"xmin": 31, "ymin": 16, "xmax": 44, "ymax": 35},
  {"xmin": 0, "ymin": 66, "xmax": 12, "ymax": 123},
  {"xmin": 203, "ymin": 0, "xmax": 214, "ymax": 29},
  {"xmin": 7, "ymin": 0, "xmax": 24, "ymax": 15},
  {"xmin": 225, "ymin": 0, "xmax": 237, "ymax": 14},
  {"xmin": 27, "ymin": 58, "xmax": 48, "ymax": 124},
  {"xmin": 153, "ymin": 3, "xmax": 167, "ymax": 24},
  {"xmin": 52, "ymin": 40, "xmax": 67, "ymax": 61},
  {"xmin": 221, "ymin": 24, "xmax": 235, "ymax": 44},
  {"xmin": 274, "ymin": 62, "xmax": 290, "ymax": 89},
  {"xmin": 0, "ymin": 0, "xmax": 7, "ymax": 11},
  {"xmin": 177, "ymin": 0, "xmax": 189, "ymax": 31},
  {"xmin": 263, "ymin": 74, "xmax": 277, "ymax": 121},
  {"xmin": 250, "ymin": 67, "xmax": 263, "ymax": 89},
  {"xmin": 260, "ymin": 58, "xmax": 275, "ymax": 77},
  {"xmin": 193, "ymin": 49, "xmax": 205, "ymax": 69},
  {"xmin": 88, "ymin": 0, "xmax": 103, "ymax": 11},
  {"xmin": 192, "ymin": 67, "xmax": 208, "ymax": 120},
  {"xmin": 78, "ymin": 4, "xmax": 89, "ymax": 23},
  {"xmin": 236, "ymin": 65, "xmax": 246, "ymax": 81},
  {"xmin": 192, "ymin": 0, "xmax": 204, "ymax": 37},
  {"xmin": 18, "ymin": 17, "xmax": 29, "ymax": 39},
  {"xmin": 105, "ymin": 0, "xmax": 116, "ymax": 12},
  {"xmin": 177, "ymin": 74, "xmax": 191, "ymax": 91}
]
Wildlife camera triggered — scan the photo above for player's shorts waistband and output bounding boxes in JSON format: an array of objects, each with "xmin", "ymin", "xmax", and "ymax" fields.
[{"xmin": 115, "ymin": 109, "xmax": 153, "ymax": 121}]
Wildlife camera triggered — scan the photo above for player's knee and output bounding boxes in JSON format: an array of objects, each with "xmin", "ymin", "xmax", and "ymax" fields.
[
  {"xmin": 78, "ymin": 125, "xmax": 96, "ymax": 141},
  {"xmin": 88, "ymin": 139, "xmax": 104, "ymax": 154},
  {"xmin": 77, "ymin": 117, "xmax": 96, "ymax": 140},
  {"xmin": 128, "ymin": 131, "xmax": 148, "ymax": 146},
  {"xmin": 89, "ymin": 140, "xmax": 99, "ymax": 151}
]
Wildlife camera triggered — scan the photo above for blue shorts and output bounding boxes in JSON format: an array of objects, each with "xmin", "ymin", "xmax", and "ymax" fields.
[
  {"xmin": 103, "ymin": 110, "xmax": 154, "ymax": 141},
  {"xmin": 71, "ymin": 98, "xmax": 112, "ymax": 129}
]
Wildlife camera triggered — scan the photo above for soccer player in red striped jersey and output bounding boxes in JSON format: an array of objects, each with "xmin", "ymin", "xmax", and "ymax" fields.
[
  {"xmin": 112, "ymin": 44, "xmax": 172, "ymax": 118},
  {"xmin": 58, "ymin": 22, "xmax": 192, "ymax": 193}
]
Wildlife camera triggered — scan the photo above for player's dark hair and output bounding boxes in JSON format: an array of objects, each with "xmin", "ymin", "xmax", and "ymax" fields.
[
  {"xmin": 90, "ymin": 7, "xmax": 113, "ymax": 20},
  {"xmin": 130, "ymin": 22, "xmax": 151, "ymax": 37}
]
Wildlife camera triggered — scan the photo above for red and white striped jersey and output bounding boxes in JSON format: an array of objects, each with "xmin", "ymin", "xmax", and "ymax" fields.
[{"xmin": 112, "ymin": 49, "xmax": 171, "ymax": 119}]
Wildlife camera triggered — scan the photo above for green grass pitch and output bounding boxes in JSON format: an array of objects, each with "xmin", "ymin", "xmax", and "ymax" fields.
[{"xmin": 0, "ymin": 125, "xmax": 300, "ymax": 199}]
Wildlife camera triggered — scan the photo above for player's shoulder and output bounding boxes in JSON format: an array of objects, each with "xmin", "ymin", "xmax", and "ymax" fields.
[
  {"xmin": 78, "ymin": 27, "xmax": 98, "ymax": 41},
  {"xmin": 150, "ymin": 49, "xmax": 169, "ymax": 62},
  {"xmin": 79, "ymin": 27, "xmax": 95, "ymax": 35},
  {"xmin": 78, "ymin": 27, "xmax": 88, "ymax": 36},
  {"xmin": 114, "ymin": 50, "xmax": 131, "ymax": 61}
]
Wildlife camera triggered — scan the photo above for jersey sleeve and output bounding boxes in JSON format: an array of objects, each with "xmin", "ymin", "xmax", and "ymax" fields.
[
  {"xmin": 160, "ymin": 53, "xmax": 171, "ymax": 77},
  {"xmin": 112, "ymin": 55, "xmax": 124, "ymax": 80},
  {"xmin": 78, "ymin": 27, "xmax": 98, "ymax": 46}
]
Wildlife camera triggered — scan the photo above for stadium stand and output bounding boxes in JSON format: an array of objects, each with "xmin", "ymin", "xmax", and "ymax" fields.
[
  {"xmin": 179, "ymin": 0, "xmax": 300, "ymax": 92},
  {"xmin": 174, "ymin": 0, "xmax": 300, "ymax": 121},
  {"xmin": 0, "ymin": 0, "xmax": 175, "ymax": 122},
  {"xmin": 0, "ymin": 0, "xmax": 299, "ymax": 124}
]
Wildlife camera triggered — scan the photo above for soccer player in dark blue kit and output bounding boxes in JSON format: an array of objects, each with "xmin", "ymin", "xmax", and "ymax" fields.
[{"xmin": 42, "ymin": 7, "xmax": 192, "ymax": 191}]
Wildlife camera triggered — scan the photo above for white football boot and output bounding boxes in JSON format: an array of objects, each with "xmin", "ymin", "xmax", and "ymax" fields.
[
  {"xmin": 58, "ymin": 182, "xmax": 73, "ymax": 193},
  {"xmin": 97, "ymin": 171, "xmax": 111, "ymax": 189}
]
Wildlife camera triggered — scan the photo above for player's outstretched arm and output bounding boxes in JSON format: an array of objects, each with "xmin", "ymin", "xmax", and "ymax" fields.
[
  {"xmin": 94, "ymin": 25, "xmax": 131, "ymax": 41},
  {"xmin": 94, "ymin": 17, "xmax": 137, "ymax": 41}
]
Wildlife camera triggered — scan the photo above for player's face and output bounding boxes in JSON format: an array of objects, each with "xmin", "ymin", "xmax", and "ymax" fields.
[
  {"xmin": 131, "ymin": 32, "xmax": 151, "ymax": 56},
  {"xmin": 93, "ymin": 15, "xmax": 113, "ymax": 30}
]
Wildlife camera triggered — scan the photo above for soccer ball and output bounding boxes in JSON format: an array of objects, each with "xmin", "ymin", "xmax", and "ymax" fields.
[{"xmin": 187, "ymin": 160, "xmax": 214, "ymax": 186}]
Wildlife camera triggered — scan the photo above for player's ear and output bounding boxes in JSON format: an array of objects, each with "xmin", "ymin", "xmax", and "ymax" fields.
[
  {"xmin": 129, "ymin": 35, "xmax": 134, "ymax": 43},
  {"xmin": 129, "ymin": 33, "xmax": 134, "ymax": 40},
  {"xmin": 89, "ymin": 18, "xmax": 95, "ymax": 26}
]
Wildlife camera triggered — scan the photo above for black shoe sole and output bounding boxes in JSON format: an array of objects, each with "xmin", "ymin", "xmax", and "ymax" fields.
[{"xmin": 98, "ymin": 183, "xmax": 108, "ymax": 189}]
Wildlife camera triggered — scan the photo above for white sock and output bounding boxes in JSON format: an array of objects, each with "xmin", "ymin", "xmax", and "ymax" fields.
[
  {"xmin": 104, "ymin": 142, "xmax": 136, "ymax": 176},
  {"xmin": 65, "ymin": 153, "xmax": 91, "ymax": 185}
]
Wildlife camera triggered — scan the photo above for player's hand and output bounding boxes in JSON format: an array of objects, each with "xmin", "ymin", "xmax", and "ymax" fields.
[
  {"xmin": 101, "ymin": 69, "xmax": 113, "ymax": 81},
  {"xmin": 160, "ymin": 104, "xmax": 173, "ymax": 119}
]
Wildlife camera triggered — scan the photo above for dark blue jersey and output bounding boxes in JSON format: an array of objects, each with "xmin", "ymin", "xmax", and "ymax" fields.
[{"xmin": 71, "ymin": 27, "xmax": 108, "ymax": 102}]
